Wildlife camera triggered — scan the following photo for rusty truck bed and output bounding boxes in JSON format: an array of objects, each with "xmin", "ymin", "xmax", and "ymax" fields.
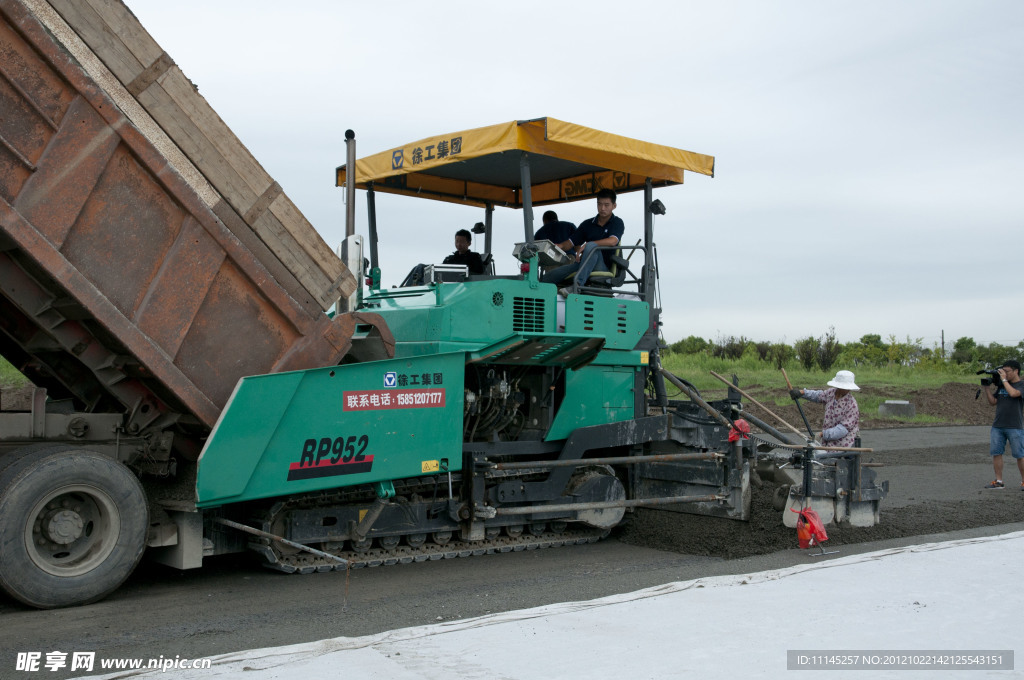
[{"xmin": 0, "ymin": 0, "xmax": 383, "ymax": 442}]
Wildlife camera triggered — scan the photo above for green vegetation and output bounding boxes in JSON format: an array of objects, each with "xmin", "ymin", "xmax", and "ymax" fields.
[
  {"xmin": 661, "ymin": 352, "xmax": 971, "ymax": 394},
  {"xmin": 661, "ymin": 330, "xmax": 1023, "ymax": 399},
  {"xmin": 1, "ymin": 356, "xmax": 29, "ymax": 389}
]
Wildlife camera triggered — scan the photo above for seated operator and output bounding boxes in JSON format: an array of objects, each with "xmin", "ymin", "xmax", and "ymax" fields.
[
  {"xmin": 540, "ymin": 189, "xmax": 623, "ymax": 293},
  {"xmin": 442, "ymin": 228, "xmax": 485, "ymax": 274},
  {"xmin": 534, "ymin": 210, "xmax": 576, "ymax": 246}
]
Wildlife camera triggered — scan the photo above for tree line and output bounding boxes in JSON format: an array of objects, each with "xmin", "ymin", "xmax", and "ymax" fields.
[{"xmin": 665, "ymin": 327, "xmax": 1024, "ymax": 373}]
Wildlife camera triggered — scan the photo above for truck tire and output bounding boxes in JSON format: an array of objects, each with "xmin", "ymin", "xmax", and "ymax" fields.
[{"xmin": 0, "ymin": 449, "xmax": 148, "ymax": 609}]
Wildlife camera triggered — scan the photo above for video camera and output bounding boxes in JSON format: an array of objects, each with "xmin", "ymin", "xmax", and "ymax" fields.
[
  {"xmin": 976, "ymin": 369, "xmax": 1001, "ymax": 387},
  {"xmin": 974, "ymin": 369, "xmax": 1002, "ymax": 400}
]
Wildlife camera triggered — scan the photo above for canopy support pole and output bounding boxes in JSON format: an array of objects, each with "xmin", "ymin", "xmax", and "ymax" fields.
[
  {"xmin": 484, "ymin": 203, "xmax": 494, "ymax": 256},
  {"xmin": 520, "ymin": 153, "xmax": 534, "ymax": 241},
  {"xmin": 367, "ymin": 183, "xmax": 379, "ymax": 271},
  {"xmin": 643, "ymin": 178, "xmax": 654, "ymax": 301}
]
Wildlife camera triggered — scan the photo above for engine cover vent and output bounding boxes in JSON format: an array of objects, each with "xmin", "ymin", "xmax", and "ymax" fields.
[{"xmin": 512, "ymin": 297, "xmax": 545, "ymax": 333}]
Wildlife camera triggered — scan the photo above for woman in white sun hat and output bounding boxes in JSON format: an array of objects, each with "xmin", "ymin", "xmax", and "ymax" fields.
[{"xmin": 789, "ymin": 370, "xmax": 861, "ymax": 447}]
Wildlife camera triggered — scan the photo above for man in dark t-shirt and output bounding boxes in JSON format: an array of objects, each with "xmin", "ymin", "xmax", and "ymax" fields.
[
  {"xmin": 540, "ymin": 189, "xmax": 623, "ymax": 290},
  {"xmin": 442, "ymin": 229, "xmax": 484, "ymax": 274},
  {"xmin": 983, "ymin": 359, "xmax": 1024, "ymax": 489}
]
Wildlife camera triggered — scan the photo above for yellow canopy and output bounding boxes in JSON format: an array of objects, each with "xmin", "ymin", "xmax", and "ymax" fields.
[{"xmin": 335, "ymin": 118, "xmax": 714, "ymax": 208}]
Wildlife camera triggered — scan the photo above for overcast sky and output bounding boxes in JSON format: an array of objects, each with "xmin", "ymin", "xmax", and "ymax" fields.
[{"xmin": 126, "ymin": 1, "xmax": 1023, "ymax": 349}]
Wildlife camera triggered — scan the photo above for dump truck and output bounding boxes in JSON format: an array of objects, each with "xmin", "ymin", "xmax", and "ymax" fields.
[
  {"xmin": 0, "ymin": 0, "xmax": 887, "ymax": 609},
  {"xmin": 0, "ymin": 0, "xmax": 391, "ymax": 607}
]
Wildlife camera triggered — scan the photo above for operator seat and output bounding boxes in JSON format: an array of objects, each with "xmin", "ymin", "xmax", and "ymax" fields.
[
  {"xmin": 582, "ymin": 249, "xmax": 628, "ymax": 290},
  {"xmin": 563, "ymin": 248, "xmax": 628, "ymax": 295}
]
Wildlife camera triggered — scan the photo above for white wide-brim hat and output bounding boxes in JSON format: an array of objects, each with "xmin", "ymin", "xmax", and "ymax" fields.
[{"xmin": 827, "ymin": 370, "xmax": 860, "ymax": 391}]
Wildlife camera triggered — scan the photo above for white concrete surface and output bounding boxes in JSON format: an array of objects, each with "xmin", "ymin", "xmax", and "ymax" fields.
[{"xmin": 82, "ymin": 532, "xmax": 1023, "ymax": 679}]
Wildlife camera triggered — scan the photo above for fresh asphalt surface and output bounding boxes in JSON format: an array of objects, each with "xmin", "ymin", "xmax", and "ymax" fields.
[{"xmin": 2, "ymin": 426, "xmax": 1021, "ymax": 678}]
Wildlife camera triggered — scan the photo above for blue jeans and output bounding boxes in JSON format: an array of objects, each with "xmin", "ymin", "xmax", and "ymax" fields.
[
  {"xmin": 990, "ymin": 427, "xmax": 1024, "ymax": 459},
  {"xmin": 540, "ymin": 242, "xmax": 606, "ymax": 286}
]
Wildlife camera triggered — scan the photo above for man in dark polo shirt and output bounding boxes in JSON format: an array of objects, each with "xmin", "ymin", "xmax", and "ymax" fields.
[
  {"xmin": 540, "ymin": 189, "xmax": 624, "ymax": 292},
  {"xmin": 534, "ymin": 210, "xmax": 576, "ymax": 246}
]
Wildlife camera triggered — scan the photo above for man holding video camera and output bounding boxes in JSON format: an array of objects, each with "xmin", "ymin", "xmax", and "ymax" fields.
[{"xmin": 982, "ymin": 359, "xmax": 1024, "ymax": 490}]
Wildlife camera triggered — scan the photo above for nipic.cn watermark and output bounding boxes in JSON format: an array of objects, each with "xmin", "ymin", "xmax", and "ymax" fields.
[{"xmin": 15, "ymin": 651, "xmax": 213, "ymax": 673}]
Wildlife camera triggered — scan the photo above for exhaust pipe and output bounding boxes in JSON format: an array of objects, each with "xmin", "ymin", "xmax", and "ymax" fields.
[{"xmin": 345, "ymin": 129, "xmax": 356, "ymax": 238}]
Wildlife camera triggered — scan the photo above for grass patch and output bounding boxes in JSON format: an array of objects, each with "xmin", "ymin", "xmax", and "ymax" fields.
[
  {"xmin": 660, "ymin": 353, "xmax": 975, "ymax": 397},
  {"xmin": 1, "ymin": 356, "xmax": 29, "ymax": 389}
]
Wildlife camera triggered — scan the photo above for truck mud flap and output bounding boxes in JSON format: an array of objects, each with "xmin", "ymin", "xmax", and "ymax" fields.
[{"xmin": 634, "ymin": 458, "xmax": 751, "ymax": 521}]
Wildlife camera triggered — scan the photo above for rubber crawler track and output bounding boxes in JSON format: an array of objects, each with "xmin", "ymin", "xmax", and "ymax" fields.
[{"xmin": 250, "ymin": 526, "xmax": 611, "ymax": 574}]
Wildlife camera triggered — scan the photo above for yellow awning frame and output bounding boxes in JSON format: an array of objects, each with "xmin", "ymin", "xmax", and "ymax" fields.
[{"xmin": 335, "ymin": 118, "xmax": 715, "ymax": 208}]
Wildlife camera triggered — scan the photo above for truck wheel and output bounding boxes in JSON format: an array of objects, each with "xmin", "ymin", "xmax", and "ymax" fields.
[{"xmin": 0, "ymin": 449, "xmax": 148, "ymax": 609}]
